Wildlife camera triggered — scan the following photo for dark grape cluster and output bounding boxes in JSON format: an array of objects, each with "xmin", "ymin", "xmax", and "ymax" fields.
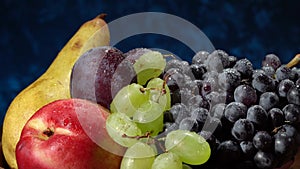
[{"xmin": 161, "ymin": 50, "xmax": 300, "ymax": 169}]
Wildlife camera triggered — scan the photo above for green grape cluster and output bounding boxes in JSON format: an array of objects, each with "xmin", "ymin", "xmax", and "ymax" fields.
[
  {"xmin": 108, "ymin": 77, "xmax": 169, "ymax": 138},
  {"xmin": 108, "ymin": 49, "xmax": 169, "ymax": 141},
  {"xmin": 105, "ymin": 48, "xmax": 211, "ymax": 169},
  {"xmin": 120, "ymin": 130, "xmax": 210, "ymax": 169}
]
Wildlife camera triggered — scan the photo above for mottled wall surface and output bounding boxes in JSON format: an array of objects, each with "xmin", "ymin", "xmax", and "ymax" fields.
[{"xmin": 0, "ymin": 0, "xmax": 299, "ymax": 124}]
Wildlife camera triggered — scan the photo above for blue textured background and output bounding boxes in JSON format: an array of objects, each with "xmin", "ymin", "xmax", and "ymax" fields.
[{"xmin": 0, "ymin": 1, "xmax": 299, "ymax": 124}]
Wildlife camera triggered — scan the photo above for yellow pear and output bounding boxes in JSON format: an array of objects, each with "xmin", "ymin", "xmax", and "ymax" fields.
[{"xmin": 2, "ymin": 14, "xmax": 110, "ymax": 169}]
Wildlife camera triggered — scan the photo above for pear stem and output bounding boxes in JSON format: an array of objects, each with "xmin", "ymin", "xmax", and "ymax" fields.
[
  {"xmin": 286, "ymin": 54, "xmax": 300, "ymax": 68},
  {"xmin": 96, "ymin": 13, "xmax": 107, "ymax": 19}
]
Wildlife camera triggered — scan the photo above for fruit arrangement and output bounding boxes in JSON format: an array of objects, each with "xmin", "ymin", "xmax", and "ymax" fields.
[
  {"xmin": 67, "ymin": 46, "xmax": 299, "ymax": 169},
  {"xmin": 1, "ymin": 13, "xmax": 300, "ymax": 169}
]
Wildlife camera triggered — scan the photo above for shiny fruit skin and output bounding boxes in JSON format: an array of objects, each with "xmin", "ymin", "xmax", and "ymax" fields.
[
  {"xmin": 2, "ymin": 14, "xmax": 110, "ymax": 169},
  {"xmin": 16, "ymin": 98, "xmax": 123, "ymax": 169},
  {"xmin": 70, "ymin": 46, "xmax": 125, "ymax": 109}
]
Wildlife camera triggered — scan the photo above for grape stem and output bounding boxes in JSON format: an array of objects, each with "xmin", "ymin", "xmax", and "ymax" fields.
[
  {"xmin": 286, "ymin": 54, "xmax": 300, "ymax": 68},
  {"xmin": 122, "ymin": 131, "xmax": 152, "ymax": 140},
  {"xmin": 140, "ymin": 87, "xmax": 166, "ymax": 94},
  {"xmin": 271, "ymin": 121, "xmax": 292, "ymax": 134},
  {"xmin": 157, "ymin": 140, "xmax": 167, "ymax": 153},
  {"xmin": 122, "ymin": 132, "xmax": 168, "ymax": 153},
  {"xmin": 271, "ymin": 126, "xmax": 283, "ymax": 134}
]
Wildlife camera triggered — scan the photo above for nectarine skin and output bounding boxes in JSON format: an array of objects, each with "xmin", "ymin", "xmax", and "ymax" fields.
[{"xmin": 16, "ymin": 99, "xmax": 124, "ymax": 169}]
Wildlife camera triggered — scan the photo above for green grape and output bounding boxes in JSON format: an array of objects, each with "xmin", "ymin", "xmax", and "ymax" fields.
[
  {"xmin": 138, "ymin": 138, "xmax": 158, "ymax": 154},
  {"xmin": 110, "ymin": 83, "xmax": 149, "ymax": 117},
  {"xmin": 121, "ymin": 142, "xmax": 156, "ymax": 169},
  {"xmin": 133, "ymin": 100, "xmax": 164, "ymax": 136},
  {"xmin": 146, "ymin": 78, "xmax": 171, "ymax": 111},
  {"xmin": 182, "ymin": 164, "xmax": 193, "ymax": 169},
  {"xmin": 133, "ymin": 51, "xmax": 166, "ymax": 85},
  {"xmin": 165, "ymin": 130, "xmax": 211, "ymax": 165},
  {"xmin": 106, "ymin": 112, "xmax": 142, "ymax": 147},
  {"xmin": 151, "ymin": 152, "xmax": 182, "ymax": 169}
]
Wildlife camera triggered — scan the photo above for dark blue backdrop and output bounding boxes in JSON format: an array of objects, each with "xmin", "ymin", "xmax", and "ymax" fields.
[{"xmin": 0, "ymin": 0, "xmax": 299, "ymax": 124}]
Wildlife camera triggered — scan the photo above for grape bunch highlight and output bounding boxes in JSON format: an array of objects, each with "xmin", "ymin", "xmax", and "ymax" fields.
[{"xmin": 71, "ymin": 46, "xmax": 300, "ymax": 169}]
